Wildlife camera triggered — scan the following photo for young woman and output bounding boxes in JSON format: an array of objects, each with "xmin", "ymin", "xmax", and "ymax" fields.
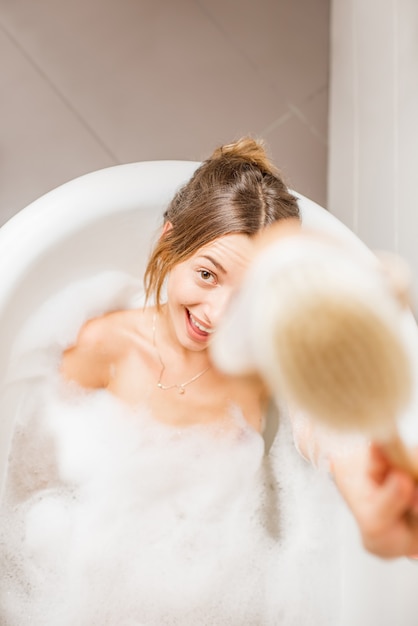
[
  {"xmin": 61, "ymin": 137, "xmax": 300, "ymax": 434},
  {"xmin": 2, "ymin": 137, "xmax": 417, "ymax": 626},
  {"xmin": 61, "ymin": 136, "xmax": 418, "ymax": 561}
]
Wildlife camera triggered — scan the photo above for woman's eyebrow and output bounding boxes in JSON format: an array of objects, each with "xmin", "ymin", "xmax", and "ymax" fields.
[{"xmin": 201, "ymin": 255, "xmax": 227, "ymax": 274}]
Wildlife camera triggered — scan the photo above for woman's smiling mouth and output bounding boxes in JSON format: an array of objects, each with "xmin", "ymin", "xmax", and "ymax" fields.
[{"xmin": 187, "ymin": 310, "xmax": 215, "ymax": 335}]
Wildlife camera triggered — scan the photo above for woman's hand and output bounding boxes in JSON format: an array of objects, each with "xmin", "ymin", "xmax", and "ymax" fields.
[{"xmin": 331, "ymin": 442, "xmax": 418, "ymax": 558}]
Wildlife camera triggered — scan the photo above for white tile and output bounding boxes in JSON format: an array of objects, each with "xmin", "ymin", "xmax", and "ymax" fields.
[
  {"xmin": 0, "ymin": 27, "xmax": 116, "ymax": 224},
  {"xmin": 0, "ymin": 0, "xmax": 287, "ymax": 164}
]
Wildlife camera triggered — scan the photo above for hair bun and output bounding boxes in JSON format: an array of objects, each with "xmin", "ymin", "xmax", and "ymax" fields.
[{"xmin": 211, "ymin": 137, "xmax": 279, "ymax": 177}]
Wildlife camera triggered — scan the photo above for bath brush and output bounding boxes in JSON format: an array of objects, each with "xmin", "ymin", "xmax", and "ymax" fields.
[{"xmin": 212, "ymin": 223, "xmax": 418, "ymax": 478}]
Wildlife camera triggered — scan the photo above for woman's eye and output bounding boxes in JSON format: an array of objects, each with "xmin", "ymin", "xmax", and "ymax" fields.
[{"xmin": 199, "ymin": 270, "xmax": 216, "ymax": 283}]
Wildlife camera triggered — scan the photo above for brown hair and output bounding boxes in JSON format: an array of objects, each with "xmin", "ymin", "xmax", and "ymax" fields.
[{"xmin": 144, "ymin": 137, "xmax": 300, "ymax": 307}]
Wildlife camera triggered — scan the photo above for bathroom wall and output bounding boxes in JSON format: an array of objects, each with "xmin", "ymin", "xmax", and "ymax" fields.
[
  {"xmin": 328, "ymin": 0, "xmax": 418, "ymax": 300},
  {"xmin": 0, "ymin": 0, "xmax": 330, "ymax": 225}
]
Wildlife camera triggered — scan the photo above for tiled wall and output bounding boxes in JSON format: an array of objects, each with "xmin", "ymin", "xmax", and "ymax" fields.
[
  {"xmin": 0, "ymin": 0, "xmax": 330, "ymax": 225},
  {"xmin": 328, "ymin": 0, "xmax": 418, "ymax": 300}
]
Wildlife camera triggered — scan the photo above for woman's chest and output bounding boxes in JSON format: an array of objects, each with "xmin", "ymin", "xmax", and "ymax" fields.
[{"xmin": 106, "ymin": 351, "xmax": 265, "ymax": 431}]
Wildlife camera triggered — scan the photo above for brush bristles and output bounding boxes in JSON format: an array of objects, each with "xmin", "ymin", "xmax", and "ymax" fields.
[
  {"xmin": 255, "ymin": 256, "xmax": 413, "ymax": 438},
  {"xmin": 275, "ymin": 294, "xmax": 411, "ymax": 435}
]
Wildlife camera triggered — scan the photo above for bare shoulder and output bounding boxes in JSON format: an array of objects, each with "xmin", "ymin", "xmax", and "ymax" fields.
[
  {"xmin": 76, "ymin": 309, "xmax": 137, "ymax": 354},
  {"xmin": 61, "ymin": 309, "xmax": 142, "ymax": 388}
]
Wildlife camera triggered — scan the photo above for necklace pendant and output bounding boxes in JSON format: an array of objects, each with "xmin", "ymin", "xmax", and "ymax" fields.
[
  {"xmin": 178, "ymin": 386, "xmax": 185, "ymax": 395},
  {"xmin": 157, "ymin": 383, "xmax": 163, "ymax": 389}
]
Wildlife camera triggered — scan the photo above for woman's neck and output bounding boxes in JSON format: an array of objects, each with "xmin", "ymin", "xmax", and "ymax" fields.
[{"xmin": 154, "ymin": 304, "xmax": 211, "ymax": 371}]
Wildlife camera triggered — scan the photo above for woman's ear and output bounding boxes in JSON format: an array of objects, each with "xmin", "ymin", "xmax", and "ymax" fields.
[{"xmin": 161, "ymin": 221, "xmax": 173, "ymax": 237}]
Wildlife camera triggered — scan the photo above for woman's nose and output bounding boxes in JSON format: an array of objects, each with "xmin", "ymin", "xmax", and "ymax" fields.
[{"xmin": 204, "ymin": 289, "xmax": 233, "ymax": 328}]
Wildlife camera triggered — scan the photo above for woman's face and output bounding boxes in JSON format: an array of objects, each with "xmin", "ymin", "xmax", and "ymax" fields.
[{"xmin": 166, "ymin": 233, "xmax": 255, "ymax": 351}]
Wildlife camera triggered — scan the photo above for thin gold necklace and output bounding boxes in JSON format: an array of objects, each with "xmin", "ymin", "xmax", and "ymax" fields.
[{"xmin": 152, "ymin": 312, "xmax": 210, "ymax": 395}]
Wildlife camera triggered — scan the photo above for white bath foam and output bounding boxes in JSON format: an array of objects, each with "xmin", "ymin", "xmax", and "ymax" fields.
[
  {"xmin": 0, "ymin": 271, "xmax": 346, "ymax": 625},
  {"xmin": 0, "ymin": 380, "xmax": 344, "ymax": 625},
  {"xmin": 0, "ymin": 375, "xmax": 345, "ymax": 624}
]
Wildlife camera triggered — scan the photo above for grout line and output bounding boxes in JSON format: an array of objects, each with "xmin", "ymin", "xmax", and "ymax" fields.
[
  {"xmin": 260, "ymin": 79, "xmax": 329, "ymax": 144},
  {"xmin": 0, "ymin": 21, "xmax": 120, "ymax": 164},
  {"xmin": 259, "ymin": 110, "xmax": 293, "ymax": 137},
  {"xmin": 288, "ymin": 101, "xmax": 328, "ymax": 145},
  {"xmin": 304, "ymin": 83, "xmax": 328, "ymax": 101}
]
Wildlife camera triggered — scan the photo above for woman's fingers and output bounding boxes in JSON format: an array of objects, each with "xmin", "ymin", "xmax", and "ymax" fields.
[
  {"xmin": 361, "ymin": 465, "xmax": 418, "ymax": 557},
  {"xmin": 367, "ymin": 442, "xmax": 391, "ymax": 484},
  {"xmin": 333, "ymin": 442, "xmax": 418, "ymax": 558},
  {"xmin": 371, "ymin": 470, "xmax": 412, "ymax": 524}
]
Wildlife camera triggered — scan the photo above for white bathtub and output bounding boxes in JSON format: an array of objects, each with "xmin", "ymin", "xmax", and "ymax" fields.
[{"xmin": 0, "ymin": 161, "xmax": 417, "ymax": 624}]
